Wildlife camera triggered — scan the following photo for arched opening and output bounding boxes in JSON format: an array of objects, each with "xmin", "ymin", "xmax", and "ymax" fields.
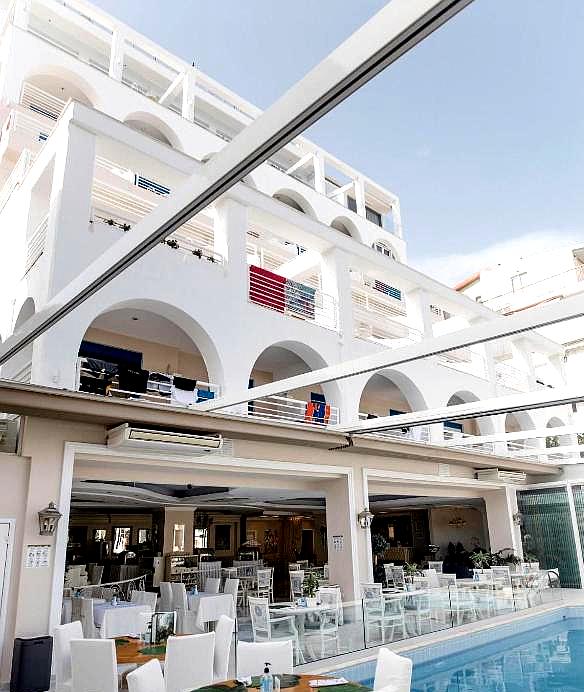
[
  {"xmin": 273, "ymin": 189, "xmax": 316, "ymax": 219},
  {"xmin": 123, "ymin": 112, "xmax": 181, "ymax": 149},
  {"xmin": 331, "ymin": 215, "xmax": 361, "ymax": 242},
  {"xmin": 248, "ymin": 341, "xmax": 340, "ymax": 425},
  {"xmin": 14, "ymin": 297, "xmax": 35, "ymax": 332},
  {"xmin": 358, "ymin": 370, "xmax": 427, "ymax": 440},
  {"xmin": 505, "ymin": 411, "xmax": 538, "ymax": 451},
  {"xmin": 445, "ymin": 390, "xmax": 494, "ymax": 437},
  {"xmin": 546, "ymin": 416, "xmax": 571, "ymax": 450},
  {"xmin": 24, "ymin": 71, "xmax": 95, "ymax": 116},
  {"xmin": 77, "ymin": 301, "xmax": 222, "ymax": 404}
]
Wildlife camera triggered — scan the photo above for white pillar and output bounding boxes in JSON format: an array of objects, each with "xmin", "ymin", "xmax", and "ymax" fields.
[
  {"xmin": 321, "ymin": 248, "xmax": 353, "ymax": 339},
  {"xmin": 483, "ymin": 487, "xmax": 522, "ymax": 556},
  {"xmin": 44, "ymin": 121, "xmax": 96, "ymax": 300},
  {"xmin": 109, "ymin": 27, "xmax": 125, "ymax": 81},
  {"xmin": 405, "ymin": 288, "xmax": 434, "ymax": 339},
  {"xmin": 214, "ymin": 197, "xmax": 248, "ymax": 287},
  {"xmin": 182, "ymin": 67, "xmax": 197, "ymax": 122},
  {"xmin": 354, "ymin": 177, "xmax": 366, "ymax": 218},
  {"xmin": 391, "ymin": 200, "xmax": 403, "ymax": 239},
  {"xmin": 512, "ymin": 339, "xmax": 537, "ymax": 390},
  {"xmin": 13, "ymin": 0, "xmax": 31, "ymax": 30}
]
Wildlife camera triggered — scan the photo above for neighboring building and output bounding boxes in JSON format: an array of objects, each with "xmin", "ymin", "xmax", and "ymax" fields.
[{"xmin": 0, "ymin": 0, "xmax": 582, "ymax": 683}]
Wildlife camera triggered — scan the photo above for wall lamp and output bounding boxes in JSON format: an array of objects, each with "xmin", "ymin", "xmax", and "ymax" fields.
[
  {"xmin": 358, "ymin": 508, "xmax": 374, "ymax": 530},
  {"xmin": 513, "ymin": 512, "xmax": 524, "ymax": 527},
  {"xmin": 38, "ymin": 502, "xmax": 62, "ymax": 536}
]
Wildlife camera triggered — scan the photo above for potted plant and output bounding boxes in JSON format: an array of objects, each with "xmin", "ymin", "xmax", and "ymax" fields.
[
  {"xmin": 470, "ymin": 550, "xmax": 491, "ymax": 574},
  {"xmin": 403, "ymin": 562, "xmax": 419, "ymax": 590},
  {"xmin": 302, "ymin": 571, "xmax": 320, "ymax": 607}
]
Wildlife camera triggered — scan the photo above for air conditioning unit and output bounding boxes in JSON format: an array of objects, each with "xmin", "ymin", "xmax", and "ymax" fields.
[
  {"xmin": 476, "ymin": 468, "xmax": 526, "ymax": 484},
  {"xmin": 107, "ymin": 423, "xmax": 222, "ymax": 453}
]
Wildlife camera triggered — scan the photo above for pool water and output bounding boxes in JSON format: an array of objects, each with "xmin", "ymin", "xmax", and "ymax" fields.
[{"xmin": 360, "ymin": 617, "xmax": 584, "ymax": 692}]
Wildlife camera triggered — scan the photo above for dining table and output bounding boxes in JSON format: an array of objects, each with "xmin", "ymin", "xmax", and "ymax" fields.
[
  {"xmin": 188, "ymin": 592, "xmax": 236, "ymax": 630},
  {"xmin": 192, "ymin": 674, "xmax": 370, "ymax": 692},
  {"xmin": 94, "ymin": 601, "xmax": 147, "ymax": 638}
]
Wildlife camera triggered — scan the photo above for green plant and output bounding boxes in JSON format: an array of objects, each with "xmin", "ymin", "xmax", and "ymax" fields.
[
  {"xmin": 470, "ymin": 550, "xmax": 491, "ymax": 570},
  {"xmin": 371, "ymin": 533, "xmax": 389, "ymax": 556},
  {"xmin": 403, "ymin": 562, "xmax": 419, "ymax": 577},
  {"xmin": 302, "ymin": 571, "xmax": 320, "ymax": 598},
  {"xmin": 490, "ymin": 549, "xmax": 520, "ymax": 566},
  {"xmin": 546, "ymin": 435, "xmax": 559, "ymax": 448}
]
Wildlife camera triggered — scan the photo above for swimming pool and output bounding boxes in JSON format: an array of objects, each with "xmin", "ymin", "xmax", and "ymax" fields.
[{"xmin": 332, "ymin": 606, "xmax": 584, "ymax": 692}]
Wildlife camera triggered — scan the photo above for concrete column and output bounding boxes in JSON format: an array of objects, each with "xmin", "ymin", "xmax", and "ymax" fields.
[
  {"xmin": 491, "ymin": 414, "xmax": 510, "ymax": 457},
  {"xmin": 483, "ymin": 487, "xmax": 522, "ymax": 556},
  {"xmin": 214, "ymin": 197, "xmax": 248, "ymax": 287},
  {"xmin": 405, "ymin": 288, "xmax": 434, "ymax": 339},
  {"xmin": 44, "ymin": 121, "xmax": 96, "ymax": 300},
  {"xmin": 182, "ymin": 67, "xmax": 197, "ymax": 122},
  {"xmin": 354, "ymin": 177, "xmax": 366, "ymax": 219},
  {"xmin": 313, "ymin": 152, "xmax": 326, "ymax": 195},
  {"xmin": 512, "ymin": 340, "xmax": 537, "ymax": 390},
  {"xmin": 391, "ymin": 200, "xmax": 403, "ymax": 239},
  {"xmin": 13, "ymin": 0, "xmax": 31, "ymax": 30},
  {"xmin": 324, "ymin": 471, "xmax": 370, "ymax": 601},
  {"xmin": 163, "ymin": 508, "xmax": 194, "ymax": 555},
  {"xmin": 109, "ymin": 27, "xmax": 125, "ymax": 81},
  {"xmin": 321, "ymin": 248, "xmax": 353, "ymax": 340}
]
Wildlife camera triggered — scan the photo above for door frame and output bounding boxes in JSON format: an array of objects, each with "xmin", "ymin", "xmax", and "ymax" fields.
[{"xmin": 0, "ymin": 519, "xmax": 15, "ymax": 666}]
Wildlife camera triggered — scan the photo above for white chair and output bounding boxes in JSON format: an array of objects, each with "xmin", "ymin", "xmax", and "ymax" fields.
[
  {"xmin": 159, "ymin": 582, "xmax": 173, "ymax": 611},
  {"xmin": 224, "ymin": 577, "xmax": 239, "ymax": 609},
  {"xmin": 253, "ymin": 568, "xmax": 273, "ymax": 600},
  {"xmin": 383, "ymin": 563, "xmax": 395, "ymax": 588},
  {"xmin": 213, "ymin": 615, "xmax": 235, "ymax": 681},
  {"xmin": 373, "ymin": 647, "xmax": 413, "ymax": 692},
  {"xmin": 289, "ymin": 570, "xmax": 304, "ymax": 600},
  {"xmin": 450, "ymin": 588, "xmax": 477, "ymax": 625},
  {"xmin": 170, "ymin": 581, "xmax": 197, "ymax": 634},
  {"xmin": 304, "ymin": 595, "xmax": 340, "ymax": 658},
  {"xmin": 131, "ymin": 590, "xmax": 158, "ymax": 612},
  {"xmin": 237, "ymin": 641, "xmax": 293, "ymax": 678},
  {"xmin": 361, "ymin": 583, "xmax": 383, "ymax": 599},
  {"xmin": 127, "ymin": 659, "xmax": 165, "ymax": 692},
  {"xmin": 79, "ymin": 598, "xmax": 98, "ymax": 638},
  {"xmin": 406, "ymin": 591, "xmax": 432, "ymax": 636},
  {"xmin": 165, "ymin": 632, "xmax": 215, "ymax": 692},
  {"xmin": 248, "ymin": 597, "xmax": 300, "ymax": 663},
  {"xmin": 205, "ymin": 577, "xmax": 221, "ymax": 594},
  {"xmin": 391, "ymin": 567, "xmax": 406, "ymax": 590},
  {"xmin": 53, "ymin": 621, "xmax": 83, "ymax": 692},
  {"xmin": 422, "ymin": 569, "xmax": 440, "ymax": 589},
  {"xmin": 71, "ymin": 639, "xmax": 118, "ymax": 692},
  {"xmin": 428, "ymin": 561, "xmax": 443, "ymax": 574},
  {"xmin": 438, "ymin": 573, "xmax": 457, "ymax": 587}
]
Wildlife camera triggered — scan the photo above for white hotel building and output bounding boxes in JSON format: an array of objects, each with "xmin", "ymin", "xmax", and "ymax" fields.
[{"xmin": 0, "ymin": 0, "xmax": 582, "ymax": 682}]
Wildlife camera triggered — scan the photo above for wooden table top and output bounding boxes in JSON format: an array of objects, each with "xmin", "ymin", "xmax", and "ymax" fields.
[{"xmin": 115, "ymin": 638, "xmax": 168, "ymax": 665}]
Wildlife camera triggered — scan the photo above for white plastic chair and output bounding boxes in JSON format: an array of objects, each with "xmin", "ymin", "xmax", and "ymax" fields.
[
  {"xmin": 71, "ymin": 639, "xmax": 118, "ymax": 692},
  {"xmin": 428, "ymin": 561, "xmax": 443, "ymax": 574},
  {"xmin": 131, "ymin": 591, "xmax": 158, "ymax": 612},
  {"xmin": 237, "ymin": 641, "xmax": 293, "ymax": 678},
  {"xmin": 53, "ymin": 621, "xmax": 83, "ymax": 692},
  {"xmin": 159, "ymin": 582, "xmax": 173, "ymax": 611},
  {"xmin": 422, "ymin": 569, "xmax": 440, "ymax": 589},
  {"xmin": 80, "ymin": 598, "xmax": 98, "ymax": 638},
  {"xmin": 361, "ymin": 583, "xmax": 383, "ymax": 599},
  {"xmin": 127, "ymin": 659, "xmax": 165, "ymax": 692},
  {"xmin": 224, "ymin": 578, "xmax": 239, "ymax": 609},
  {"xmin": 373, "ymin": 647, "xmax": 413, "ymax": 692},
  {"xmin": 253, "ymin": 568, "xmax": 273, "ymax": 600},
  {"xmin": 205, "ymin": 577, "xmax": 221, "ymax": 594},
  {"xmin": 213, "ymin": 615, "xmax": 235, "ymax": 681},
  {"xmin": 164, "ymin": 632, "xmax": 215, "ymax": 692},
  {"xmin": 289, "ymin": 570, "xmax": 304, "ymax": 600},
  {"xmin": 248, "ymin": 597, "xmax": 300, "ymax": 664}
]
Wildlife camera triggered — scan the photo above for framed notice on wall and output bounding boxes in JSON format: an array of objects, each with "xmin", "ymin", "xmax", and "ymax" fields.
[{"xmin": 25, "ymin": 545, "xmax": 50, "ymax": 568}]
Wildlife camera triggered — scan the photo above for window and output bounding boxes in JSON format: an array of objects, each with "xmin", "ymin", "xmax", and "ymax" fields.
[
  {"xmin": 113, "ymin": 527, "xmax": 131, "ymax": 554},
  {"xmin": 137, "ymin": 529, "xmax": 151, "ymax": 544},
  {"xmin": 366, "ymin": 206, "xmax": 383, "ymax": 227},
  {"xmin": 372, "ymin": 241, "xmax": 396, "ymax": 260},
  {"xmin": 511, "ymin": 272, "xmax": 528, "ymax": 292},
  {"xmin": 347, "ymin": 196, "xmax": 357, "ymax": 213},
  {"xmin": 93, "ymin": 529, "xmax": 107, "ymax": 542},
  {"xmin": 173, "ymin": 524, "xmax": 185, "ymax": 553},
  {"xmin": 194, "ymin": 528, "xmax": 208, "ymax": 549}
]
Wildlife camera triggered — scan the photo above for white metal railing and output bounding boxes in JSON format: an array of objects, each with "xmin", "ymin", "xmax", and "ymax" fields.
[
  {"xmin": 442, "ymin": 428, "xmax": 496, "ymax": 454},
  {"xmin": 437, "ymin": 348, "xmax": 488, "ymax": 379},
  {"xmin": 357, "ymin": 413, "xmax": 430, "ymax": 444},
  {"xmin": 0, "ymin": 148, "xmax": 33, "ymax": 213},
  {"xmin": 25, "ymin": 214, "xmax": 48, "ymax": 273},
  {"xmin": 248, "ymin": 265, "xmax": 338, "ymax": 331},
  {"xmin": 495, "ymin": 361, "xmax": 531, "ymax": 392},
  {"xmin": 75, "ymin": 574, "xmax": 147, "ymax": 601},
  {"xmin": 228, "ymin": 394, "xmax": 340, "ymax": 427}
]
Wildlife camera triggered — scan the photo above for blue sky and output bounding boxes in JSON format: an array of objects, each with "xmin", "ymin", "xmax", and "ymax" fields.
[{"xmin": 91, "ymin": 0, "xmax": 584, "ymax": 284}]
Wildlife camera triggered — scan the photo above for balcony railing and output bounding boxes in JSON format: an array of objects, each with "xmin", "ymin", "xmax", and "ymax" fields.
[
  {"xmin": 358, "ymin": 414, "xmax": 430, "ymax": 443},
  {"xmin": 495, "ymin": 361, "xmax": 531, "ymax": 392},
  {"xmin": 437, "ymin": 348, "xmax": 488, "ymax": 380},
  {"xmin": 229, "ymin": 394, "xmax": 340, "ymax": 427},
  {"xmin": 25, "ymin": 214, "xmax": 48, "ymax": 274},
  {"xmin": 0, "ymin": 148, "xmax": 33, "ymax": 213},
  {"xmin": 248, "ymin": 265, "xmax": 338, "ymax": 331}
]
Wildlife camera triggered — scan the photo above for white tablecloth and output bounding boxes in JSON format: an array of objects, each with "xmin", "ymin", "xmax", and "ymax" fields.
[
  {"xmin": 188, "ymin": 592, "xmax": 235, "ymax": 629},
  {"xmin": 94, "ymin": 602, "xmax": 147, "ymax": 638}
]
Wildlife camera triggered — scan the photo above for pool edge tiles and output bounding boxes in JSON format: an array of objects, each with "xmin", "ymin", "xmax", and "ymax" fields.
[{"xmin": 326, "ymin": 604, "xmax": 584, "ymax": 685}]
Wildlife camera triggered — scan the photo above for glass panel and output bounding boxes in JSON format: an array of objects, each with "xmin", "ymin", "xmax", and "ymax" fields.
[
  {"xmin": 113, "ymin": 527, "xmax": 131, "ymax": 554},
  {"xmin": 517, "ymin": 487, "xmax": 580, "ymax": 587}
]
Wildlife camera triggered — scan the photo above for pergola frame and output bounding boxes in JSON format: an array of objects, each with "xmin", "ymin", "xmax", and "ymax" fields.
[{"xmin": 0, "ymin": 0, "xmax": 473, "ymax": 367}]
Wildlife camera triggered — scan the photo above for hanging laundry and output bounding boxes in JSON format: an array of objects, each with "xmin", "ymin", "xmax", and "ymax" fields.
[
  {"xmin": 249, "ymin": 265, "xmax": 286, "ymax": 312},
  {"xmin": 285, "ymin": 279, "xmax": 316, "ymax": 319}
]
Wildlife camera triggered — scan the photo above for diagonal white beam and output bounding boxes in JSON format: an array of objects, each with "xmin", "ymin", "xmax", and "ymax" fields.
[
  {"xmin": 198, "ymin": 293, "xmax": 584, "ymax": 412},
  {"xmin": 0, "ymin": 0, "xmax": 473, "ymax": 368},
  {"xmin": 336, "ymin": 385, "xmax": 584, "ymax": 434},
  {"xmin": 285, "ymin": 152, "xmax": 314, "ymax": 176},
  {"xmin": 159, "ymin": 71, "xmax": 185, "ymax": 106}
]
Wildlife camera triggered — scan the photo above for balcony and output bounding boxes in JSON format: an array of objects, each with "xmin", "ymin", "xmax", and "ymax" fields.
[
  {"xmin": 358, "ymin": 413, "xmax": 430, "ymax": 444},
  {"xmin": 437, "ymin": 348, "xmax": 488, "ymax": 380},
  {"xmin": 495, "ymin": 361, "xmax": 531, "ymax": 392},
  {"xmin": 243, "ymin": 394, "xmax": 339, "ymax": 427}
]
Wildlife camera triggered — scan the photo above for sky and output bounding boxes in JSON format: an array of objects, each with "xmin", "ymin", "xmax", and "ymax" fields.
[{"xmin": 90, "ymin": 0, "xmax": 584, "ymax": 286}]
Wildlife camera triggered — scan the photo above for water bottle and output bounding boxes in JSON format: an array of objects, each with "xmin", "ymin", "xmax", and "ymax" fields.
[
  {"xmin": 274, "ymin": 676, "xmax": 281, "ymax": 692},
  {"xmin": 193, "ymin": 584, "xmax": 199, "ymax": 596},
  {"xmin": 260, "ymin": 663, "xmax": 273, "ymax": 692}
]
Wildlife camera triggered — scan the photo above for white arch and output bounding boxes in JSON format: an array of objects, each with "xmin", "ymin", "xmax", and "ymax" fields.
[
  {"xmin": 123, "ymin": 111, "xmax": 182, "ymax": 150},
  {"xmin": 546, "ymin": 415, "xmax": 571, "ymax": 447},
  {"xmin": 330, "ymin": 215, "xmax": 363, "ymax": 243},
  {"xmin": 446, "ymin": 390, "xmax": 495, "ymax": 435},
  {"xmin": 77, "ymin": 298, "xmax": 224, "ymax": 387},
  {"xmin": 25, "ymin": 68, "xmax": 97, "ymax": 108},
  {"xmin": 358, "ymin": 368, "xmax": 427, "ymax": 415},
  {"xmin": 273, "ymin": 188, "xmax": 317, "ymax": 220},
  {"xmin": 372, "ymin": 238, "xmax": 398, "ymax": 260},
  {"xmin": 13, "ymin": 297, "xmax": 35, "ymax": 333}
]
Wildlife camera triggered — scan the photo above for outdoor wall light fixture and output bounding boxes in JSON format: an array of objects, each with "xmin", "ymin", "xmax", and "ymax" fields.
[
  {"xmin": 358, "ymin": 508, "xmax": 374, "ymax": 530},
  {"xmin": 513, "ymin": 512, "xmax": 524, "ymax": 527},
  {"xmin": 38, "ymin": 502, "xmax": 62, "ymax": 536}
]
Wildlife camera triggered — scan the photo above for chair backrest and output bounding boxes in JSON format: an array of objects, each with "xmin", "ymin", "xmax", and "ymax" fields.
[
  {"xmin": 373, "ymin": 646, "xmax": 413, "ymax": 692},
  {"xmin": 213, "ymin": 615, "xmax": 235, "ymax": 681},
  {"xmin": 257, "ymin": 568, "xmax": 271, "ymax": 589},
  {"xmin": 422, "ymin": 569, "xmax": 440, "ymax": 589},
  {"xmin": 361, "ymin": 583, "xmax": 382, "ymax": 599},
  {"xmin": 383, "ymin": 563, "xmax": 394, "ymax": 578},
  {"xmin": 79, "ymin": 598, "xmax": 96, "ymax": 638},
  {"xmin": 159, "ymin": 581, "xmax": 173, "ymax": 611},
  {"xmin": 205, "ymin": 577, "xmax": 221, "ymax": 594},
  {"xmin": 384, "ymin": 596, "xmax": 404, "ymax": 617},
  {"xmin": 165, "ymin": 632, "xmax": 215, "ymax": 692},
  {"xmin": 127, "ymin": 659, "xmax": 165, "ymax": 692},
  {"xmin": 318, "ymin": 586, "xmax": 341, "ymax": 609},
  {"xmin": 87, "ymin": 564, "xmax": 104, "ymax": 585},
  {"xmin": 492, "ymin": 566, "xmax": 512, "ymax": 587},
  {"xmin": 288, "ymin": 563, "xmax": 300, "ymax": 572},
  {"xmin": 141, "ymin": 591, "xmax": 158, "ymax": 611},
  {"xmin": 476, "ymin": 570, "xmax": 494, "ymax": 583},
  {"xmin": 428, "ymin": 561, "xmax": 443, "ymax": 574},
  {"xmin": 323, "ymin": 564, "xmax": 329, "ymax": 580},
  {"xmin": 53, "ymin": 621, "xmax": 84, "ymax": 689},
  {"xmin": 289, "ymin": 570, "xmax": 304, "ymax": 597},
  {"xmin": 439, "ymin": 573, "xmax": 457, "ymax": 587},
  {"xmin": 412, "ymin": 576, "xmax": 428, "ymax": 590},
  {"xmin": 71, "ymin": 639, "xmax": 118, "ymax": 692},
  {"xmin": 237, "ymin": 641, "xmax": 293, "ymax": 678},
  {"xmin": 248, "ymin": 596, "xmax": 270, "ymax": 635},
  {"xmin": 171, "ymin": 581, "xmax": 188, "ymax": 611},
  {"xmin": 224, "ymin": 577, "xmax": 240, "ymax": 605}
]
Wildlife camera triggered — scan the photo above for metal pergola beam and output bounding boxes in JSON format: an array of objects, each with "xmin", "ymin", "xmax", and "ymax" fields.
[
  {"xmin": 199, "ymin": 292, "xmax": 584, "ymax": 412},
  {"xmin": 441, "ymin": 424, "xmax": 580, "ymax": 447},
  {"xmin": 0, "ymin": 0, "xmax": 473, "ymax": 368}
]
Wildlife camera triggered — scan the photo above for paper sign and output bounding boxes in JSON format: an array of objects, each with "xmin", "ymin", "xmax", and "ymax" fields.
[
  {"xmin": 332, "ymin": 535, "xmax": 344, "ymax": 552},
  {"xmin": 25, "ymin": 545, "xmax": 50, "ymax": 568}
]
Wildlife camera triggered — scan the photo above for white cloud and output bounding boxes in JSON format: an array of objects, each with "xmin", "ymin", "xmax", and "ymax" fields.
[{"xmin": 411, "ymin": 229, "xmax": 584, "ymax": 287}]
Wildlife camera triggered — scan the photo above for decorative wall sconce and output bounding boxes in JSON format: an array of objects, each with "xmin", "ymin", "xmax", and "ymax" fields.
[
  {"xmin": 357, "ymin": 508, "xmax": 374, "ymax": 530},
  {"xmin": 513, "ymin": 511, "xmax": 524, "ymax": 527},
  {"xmin": 38, "ymin": 502, "xmax": 62, "ymax": 536},
  {"xmin": 448, "ymin": 515, "xmax": 467, "ymax": 529}
]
